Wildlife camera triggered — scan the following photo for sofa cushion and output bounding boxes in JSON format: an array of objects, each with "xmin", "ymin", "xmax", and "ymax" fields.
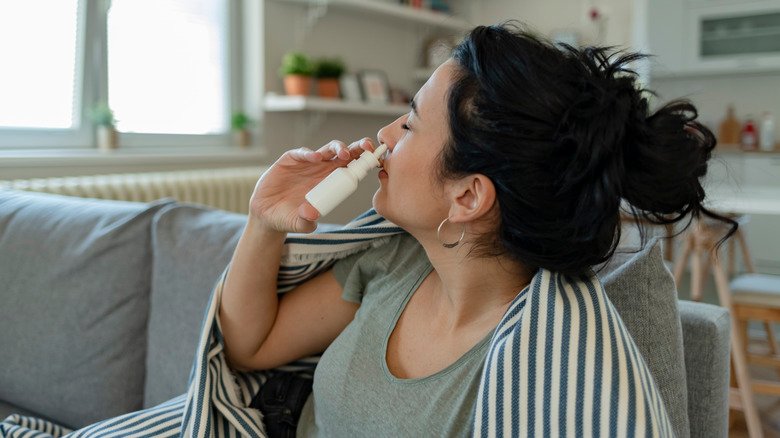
[
  {"xmin": 597, "ymin": 238, "xmax": 690, "ymax": 438},
  {"xmin": 0, "ymin": 189, "xmax": 174, "ymax": 429},
  {"xmin": 144, "ymin": 203, "xmax": 347, "ymax": 407},
  {"xmin": 145, "ymin": 203, "xmax": 247, "ymax": 407}
]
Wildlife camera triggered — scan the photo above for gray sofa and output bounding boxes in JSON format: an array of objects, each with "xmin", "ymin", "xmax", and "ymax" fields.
[{"xmin": 0, "ymin": 189, "xmax": 730, "ymax": 437}]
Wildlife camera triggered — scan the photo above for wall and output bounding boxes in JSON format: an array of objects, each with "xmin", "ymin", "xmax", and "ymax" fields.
[
  {"xmin": 259, "ymin": 1, "xmax": 473, "ymax": 224},
  {"xmin": 650, "ymin": 73, "xmax": 780, "ymax": 144},
  {"xmin": 475, "ymin": 0, "xmax": 634, "ymax": 48}
]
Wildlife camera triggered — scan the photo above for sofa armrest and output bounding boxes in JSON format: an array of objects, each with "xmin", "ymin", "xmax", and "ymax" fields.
[{"xmin": 679, "ymin": 300, "xmax": 730, "ymax": 438}]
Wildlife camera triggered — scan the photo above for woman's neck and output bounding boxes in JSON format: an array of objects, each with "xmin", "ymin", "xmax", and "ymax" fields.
[{"xmin": 422, "ymin": 251, "xmax": 533, "ymax": 333}]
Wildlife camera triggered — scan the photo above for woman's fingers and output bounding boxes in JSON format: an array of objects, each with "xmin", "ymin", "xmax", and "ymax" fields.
[
  {"xmin": 288, "ymin": 147, "xmax": 322, "ymax": 162},
  {"xmin": 316, "ymin": 140, "xmax": 350, "ymax": 161},
  {"xmin": 295, "ymin": 138, "xmax": 376, "ymax": 163},
  {"xmin": 348, "ymin": 138, "xmax": 375, "ymax": 159}
]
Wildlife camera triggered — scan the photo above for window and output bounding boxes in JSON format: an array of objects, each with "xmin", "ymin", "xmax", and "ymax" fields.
[
  {"xmin": 108, "ymin": 0, "xmax": 228, "ymax": 135},
  {"xmin": 0, "ymin": 0, "xmax": 237, "ymax": 149},
  {"xmin": 0, "ymin": 0, "xmax": 80, "ymax": 130}
]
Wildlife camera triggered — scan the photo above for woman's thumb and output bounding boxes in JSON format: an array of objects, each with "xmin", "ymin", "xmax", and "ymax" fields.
[
  {"xmin": 294, "ymin": 203, "xmax": 319, "ymax": 233},
  {"xmin": 298, "ymin": 202, "xmax": 320, "ymax": 223}
]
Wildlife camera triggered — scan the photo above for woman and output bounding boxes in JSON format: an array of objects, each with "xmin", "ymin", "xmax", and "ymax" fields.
[{"xmin": 220, "ymin": 23, "xmax": 731, "ymax": 437}]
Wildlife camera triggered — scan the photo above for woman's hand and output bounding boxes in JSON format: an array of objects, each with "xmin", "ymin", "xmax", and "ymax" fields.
[{"xmin": 249, "ymin": 138, "xmax": 377, "ymax": 233}]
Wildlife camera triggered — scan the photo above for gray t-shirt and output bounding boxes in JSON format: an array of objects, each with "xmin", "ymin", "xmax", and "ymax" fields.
[{"xmin": 296, "ymin": 234, "xmax": 493, "ymax": 437}]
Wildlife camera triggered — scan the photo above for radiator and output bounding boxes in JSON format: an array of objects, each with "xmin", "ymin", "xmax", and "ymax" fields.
[{"xmin": 0, "ymin": 167, "xmax": 267, "ymax": 214}]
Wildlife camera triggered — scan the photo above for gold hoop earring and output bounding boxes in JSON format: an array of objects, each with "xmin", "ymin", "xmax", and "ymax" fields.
[{"xmin": 437, "ymin": 217, "xmax": 465, "ymax": 249}]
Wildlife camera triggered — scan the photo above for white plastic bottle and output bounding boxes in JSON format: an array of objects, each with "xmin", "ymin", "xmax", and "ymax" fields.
[
  {"xmin": 759, "ymin": 112, "xmax": 775, "ymax": 152},
  {"xmin": 305, "ymin": 143, "xmax": 388, "ymax": 217}
]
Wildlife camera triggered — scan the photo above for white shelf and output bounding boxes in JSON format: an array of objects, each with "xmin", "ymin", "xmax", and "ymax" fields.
[
  {"xmin": 269, "ymin": 0, "xmax": 471, "ymax": 31},
  {"xmin": 263, "ymin": 95, "xmax": 409, "ymax": 116}
]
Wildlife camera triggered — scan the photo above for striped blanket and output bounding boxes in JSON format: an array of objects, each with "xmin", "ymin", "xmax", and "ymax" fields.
[{"xmin": 0, "ymin": 208, "xmax": 674, "ymax": 437}]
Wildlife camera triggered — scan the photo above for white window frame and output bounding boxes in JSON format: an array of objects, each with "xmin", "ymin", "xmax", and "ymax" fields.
[{"xmin": 0, "ymin": 0, "xmax": 242, "ymax": 150}]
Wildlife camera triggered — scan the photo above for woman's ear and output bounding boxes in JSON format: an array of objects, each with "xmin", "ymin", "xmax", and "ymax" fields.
[{"xmin": 448, "ymin": 174, "xmax": 496, "ymax": 223}]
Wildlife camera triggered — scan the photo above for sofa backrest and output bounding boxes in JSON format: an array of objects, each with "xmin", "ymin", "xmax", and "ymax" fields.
[
  {"xmin": 0, "ymin": 189, "xmax": 174, "ymax": 429},
  {"xmin": 0, "ymin": 192, "xmax": 728, "ymax": 436},
  {"xmin": 147, "ymin": 203, "xmax": 704, "ymax": 437}
]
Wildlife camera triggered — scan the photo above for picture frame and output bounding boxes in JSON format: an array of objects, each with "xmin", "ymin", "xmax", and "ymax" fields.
[
  {"xmin": 358, "ymin": 70, "xmax": 390, "ymax": 104},
  {"xmin": 339, "ymin": 74, "xmax": 363, "ymax": 102}
]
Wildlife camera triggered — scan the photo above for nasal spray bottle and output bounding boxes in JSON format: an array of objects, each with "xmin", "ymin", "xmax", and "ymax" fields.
[{"xmin": 305, "ymin": 143, "xmax": 388, "ymax": 217}]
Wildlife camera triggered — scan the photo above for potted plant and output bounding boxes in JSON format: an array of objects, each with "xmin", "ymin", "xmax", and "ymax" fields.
[
  {"xmin": 231, "ymin": 112, "xmax": 253, "ymax": 148},
  {"xmin": 279, "ymin": 52, "xmax": 314, "ymax": 96},
  {"xmin": 313, "ymin": 57, "xmax": 345, "ymax": 99},
  {"xmin": 90, "ymin": 104, "xmax": 118, "ymax": 151}
]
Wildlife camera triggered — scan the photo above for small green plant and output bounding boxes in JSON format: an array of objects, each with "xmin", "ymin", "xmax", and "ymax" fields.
[
  {"xmin": 90, "ymin": 104, "xmax": 116, "ymax": 127},
  {"xmin": 313, "ymin": 57, "xmax": 345, "ymax": 79},
  {"xmin": 231, "ymin": 112, "xmax": 252, "ymax": 131},
  {"xmin": 279, "ymin": 52, "xmax": 314, "ymax": 76}
]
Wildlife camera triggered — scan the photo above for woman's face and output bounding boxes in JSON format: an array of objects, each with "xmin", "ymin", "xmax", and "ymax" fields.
[{"xmin": 373, "ymin": 59, "xmax": 456, "ymax": 234}]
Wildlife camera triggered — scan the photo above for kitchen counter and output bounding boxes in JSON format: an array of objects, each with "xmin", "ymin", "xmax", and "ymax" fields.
[{"xmin": 714, "ymin": 144, "xmax": 780, "ymax": 155}]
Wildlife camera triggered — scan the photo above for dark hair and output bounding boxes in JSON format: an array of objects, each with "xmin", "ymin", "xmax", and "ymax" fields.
[{"xmin": 438, "ymin": 22, "xmax": 736, "ymax": 276}]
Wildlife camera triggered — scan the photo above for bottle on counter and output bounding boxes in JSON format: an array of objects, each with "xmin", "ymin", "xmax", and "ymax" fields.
[
  {"xmin": 718, "ymin": 105, "xmax": 741, "ymax": 146},
  {"xmin": 759, "ymin": 112, "xmax": 775, "ymax": 152},
  {"xmin": 741, "ymin": 115, "xmax": 758, "ymax": 151}
]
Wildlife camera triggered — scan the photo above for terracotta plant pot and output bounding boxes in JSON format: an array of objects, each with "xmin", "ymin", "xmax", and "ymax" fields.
[
  {"xmin": 283, "ymin": 75, "xmax": 312, "ymax": 96},
  {"xmin": 317, "ymin": 78, "xmax": 340, "ymax": 99}
]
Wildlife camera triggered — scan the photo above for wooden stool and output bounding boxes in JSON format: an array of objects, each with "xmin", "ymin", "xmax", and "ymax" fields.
[
  {"xmin": 728, "ymin": 215, "xmax": 755, "ymax": 277},
  {"xmin": 673, "ymin": 215, "xmax": 753, "ymax": 302},
  {"xmin": 672, "ymin": 218, "xmax": 764, "ymax": 437},
  {"xmin": 731, "ymin": 275, "xmax": 780, "ymax": 397}
]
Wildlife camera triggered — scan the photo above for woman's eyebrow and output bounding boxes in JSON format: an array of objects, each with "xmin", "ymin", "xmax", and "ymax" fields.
[{"xmin": 410, "ymin": 99, "xmax": 421, "ymax": 121}]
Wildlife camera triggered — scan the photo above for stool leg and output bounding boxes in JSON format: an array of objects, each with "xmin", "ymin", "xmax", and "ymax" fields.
[
  {"xmin": 729, "ymin": 238, "xmax": 736, "ymax": 278},
  {"xmin": 691, "ymin": 247, "xmax": 704, "ymax": 302},
  {"xmin": 712, "ymin": 252, "xmax": 764, "ymax": 438},
  {"xmin": 701, "ymin": 251, "xmax": 712, "ymax": 295},
  {"xmin": 737, "ymin": 230, "xmax": 756, "ymax": 274}
]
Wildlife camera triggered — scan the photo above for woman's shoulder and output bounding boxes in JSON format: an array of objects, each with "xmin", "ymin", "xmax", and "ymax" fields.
[{"xmin": 331, "ymin": 233, "xmax": 425, "ymax": 283}]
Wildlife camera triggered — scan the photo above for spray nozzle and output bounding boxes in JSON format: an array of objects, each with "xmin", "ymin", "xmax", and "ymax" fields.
[{"xmin": 373, "ymin": 144, "xmax": 388, "ymax": 168}]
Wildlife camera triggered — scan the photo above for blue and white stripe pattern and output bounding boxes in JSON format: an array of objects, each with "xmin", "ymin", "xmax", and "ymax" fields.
[{"xmin": 0, "ymin": 208, "xmax": 673, "ymax": 437}]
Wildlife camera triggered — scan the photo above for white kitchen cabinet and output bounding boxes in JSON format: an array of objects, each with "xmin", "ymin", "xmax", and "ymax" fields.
[
  {"xmin": 647, "ymin": 0, "xmax": 780, "ymax": 77},
  {"xmin": 686, "ymin": 1, "xmax": 780, "ymax": 74}
]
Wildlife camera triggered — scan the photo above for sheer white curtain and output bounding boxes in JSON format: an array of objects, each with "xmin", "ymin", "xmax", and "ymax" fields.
[
  {"xmin": 0, "ymin": 0, "xmax": 80, "ymax": 129},
  {"xmin": 107, "ymin": 0, "xmax": 228, "ymax": 135}
]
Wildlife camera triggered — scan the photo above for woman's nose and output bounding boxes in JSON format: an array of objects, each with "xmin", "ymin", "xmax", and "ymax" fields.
[
  {"xmin": 377, "ymin": 115, "xmax": 403, "ymax": 150},
  {"xmin": 377, "ymin": 126, "xmax": 391, "ymax": 150}
]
